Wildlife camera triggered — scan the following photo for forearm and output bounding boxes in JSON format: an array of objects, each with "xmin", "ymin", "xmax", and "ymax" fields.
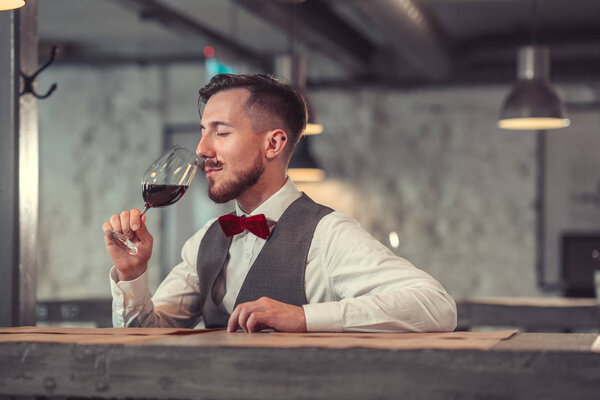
[
  {"xmin": 112, "ymin": 296, "xmax": 198, "ymax": 328},
  {"xmin": 110, "ymin": 266, "xmax": 201, "ymax": 328},
  {"xmin": 303, "ymin": 285, "xmax": 457, "ymax": 333},
  {"xmin": 341, "ymin": 285, "xmax": 456, "ymax": 332}
]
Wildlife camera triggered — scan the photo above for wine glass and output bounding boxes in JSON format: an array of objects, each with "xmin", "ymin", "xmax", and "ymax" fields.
[{"xmin": 104, "ymin": 145, "xmax": 203, "ymax": 255}]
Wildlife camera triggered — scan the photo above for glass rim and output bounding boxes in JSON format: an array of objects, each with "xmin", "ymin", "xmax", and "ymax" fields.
[{"xmin": 170, "ymin": 145, "xmax": 203, "ymax": 166}]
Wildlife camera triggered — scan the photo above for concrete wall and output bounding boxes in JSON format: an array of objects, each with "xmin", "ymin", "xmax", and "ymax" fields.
[
  {"xmin": 37, "ymin": 64, "xmax": 210, "ymax": 300},
  {"xmin": 38, "ymin": 66, "xmax": 163, "ymax": 300},
  {"xmin": 38, "ymin": 63, "xmax": 600, "ymax": 301},
  {"xmin": 306, "ymin": 87, "xmax": 537, "ymax": 298}
]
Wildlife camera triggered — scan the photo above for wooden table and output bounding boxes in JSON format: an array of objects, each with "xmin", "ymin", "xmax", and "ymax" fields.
[{"xmin": 1, "ymin": 331, "xmax": 599, "ymax": 400}]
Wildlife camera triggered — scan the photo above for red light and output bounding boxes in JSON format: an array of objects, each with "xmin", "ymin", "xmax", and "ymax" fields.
[{"xmin": 203, "ymin": 46, "xmax": 215, "ymax": 58}]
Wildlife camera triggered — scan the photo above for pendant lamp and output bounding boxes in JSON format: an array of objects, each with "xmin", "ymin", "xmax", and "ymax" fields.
[
  {"xmin": 275, "ymin": 54, "xmax": 323, "ymax": 135},
  {"xmin": 287, "ymin": 136, "xmax": 325, "ymax": 182},
  {"xmin": 276, "ymin": 54, "xmax": 325, "ymax": 182},
  {"xmin": 0, "ymin": 0, "xmax": 24, "ymax": 11},
  {"xmin": 498, "ymin": 46, "xmax": 570, "ymax": 130},
  {"xmin": 498, "ymin": 0, "xmax": 569, "ymax": 130}
]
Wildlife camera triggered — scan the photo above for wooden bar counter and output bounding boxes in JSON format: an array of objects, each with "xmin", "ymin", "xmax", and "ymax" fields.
[{"xmin": 0, "ymin": 328, "xmax": 599, "ymax": 400}]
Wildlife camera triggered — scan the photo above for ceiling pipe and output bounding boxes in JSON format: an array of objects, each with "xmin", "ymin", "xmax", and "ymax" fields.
[
  {"xmin": 235, "ymin": 0, "xmax": 374, "ymax": 76},
  {"xmin": 351, "ymin": 0, "xmax": 452, "ymax": 81}
]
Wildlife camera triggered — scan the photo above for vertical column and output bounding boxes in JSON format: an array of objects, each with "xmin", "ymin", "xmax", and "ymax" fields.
[
  {"xmin": 18, "ymin": 0, "xmax": 38, "ymax": 326},
  {"xmin": 0, "ymin": 9, "xmax": 20, "ymax": 326}
]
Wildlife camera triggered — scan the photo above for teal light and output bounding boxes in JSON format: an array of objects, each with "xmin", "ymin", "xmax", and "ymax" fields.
[{"xmin": 205, "ymin": 58, "xmax": 236, "ymax": 82}]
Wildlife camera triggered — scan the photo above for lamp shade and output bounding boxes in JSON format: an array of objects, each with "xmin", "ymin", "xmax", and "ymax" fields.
[
  {"xmin": 498, "ymin": 79, "xmax": 570, "ymax": 130},
  {"xmin": 498, "ymin": 46, "xmax": 570, "ymax": 130},
  {"xmin": 303, "ymin": 96, "xmax": 323, "ymax": 135},
  {"xmin": 0, "ymin": 0, "xmax": 24, "ymax": 11},
  {"xmin": 288, "ymin": 137, "xmax": 325, "ymax": 182}
]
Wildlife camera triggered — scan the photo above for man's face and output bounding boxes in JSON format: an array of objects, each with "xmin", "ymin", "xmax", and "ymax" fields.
[{"xmin": 197, "ymin": 88, "xmax": 266, "ymax": 204}]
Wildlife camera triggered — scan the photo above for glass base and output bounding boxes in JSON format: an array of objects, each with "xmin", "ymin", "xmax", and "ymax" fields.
[{"xmin": 104, "ymin": 229, "xmax": 138, "ymax": 255}]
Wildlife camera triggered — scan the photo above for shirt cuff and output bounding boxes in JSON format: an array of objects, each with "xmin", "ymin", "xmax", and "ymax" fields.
[
  {"xmin": 302, "ymin": 301, "xmax": 343, "ymax": 332},
  {"xmin": 110, "ymin": 266, "xmax": 151, "ymax": 310}
]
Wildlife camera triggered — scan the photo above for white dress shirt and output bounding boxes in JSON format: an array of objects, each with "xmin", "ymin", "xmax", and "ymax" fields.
[{"xmin": 110, "ymin": 178, "xmax": 457, "ymax": 332}]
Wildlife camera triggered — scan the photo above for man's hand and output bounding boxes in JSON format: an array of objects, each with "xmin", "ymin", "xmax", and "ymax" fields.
[
  {"xmin": 103, "ymin": 209, "xmax": 153, "ymax": 281},
  {"xmin": 227, "ymin": 297, "xmax": 307, "ymax": 333}
]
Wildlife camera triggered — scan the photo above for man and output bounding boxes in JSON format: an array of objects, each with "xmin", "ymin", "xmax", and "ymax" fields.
[{"xmin": 104, "ymin": 74, "xmax": 457, "ymax": 333}]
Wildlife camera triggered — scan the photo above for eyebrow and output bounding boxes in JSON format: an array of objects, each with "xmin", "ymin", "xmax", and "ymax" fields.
[{"xmin": 200, "ymin": 121, "xmax": 234, "ymax": 130}]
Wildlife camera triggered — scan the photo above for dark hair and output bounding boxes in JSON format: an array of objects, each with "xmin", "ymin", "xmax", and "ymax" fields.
[{"xmin": 199, "ymin": 74, "xmax": 307, "ymax": 158}]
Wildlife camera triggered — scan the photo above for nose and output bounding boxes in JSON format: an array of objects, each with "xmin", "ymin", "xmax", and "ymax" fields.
[{"xmin": 196, "ymin": 133, "xmax": 214, "ymax": 160}]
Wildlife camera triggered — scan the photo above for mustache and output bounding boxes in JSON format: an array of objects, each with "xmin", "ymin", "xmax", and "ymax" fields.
[{"xmin": 200, "ymin": 158, "xmax": 223, "ymax": 171}]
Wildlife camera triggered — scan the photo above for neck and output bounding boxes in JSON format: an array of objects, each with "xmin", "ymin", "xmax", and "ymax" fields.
[{"xmin": 237, "ymin": 167, "xmax": 287, "ymax": 214}]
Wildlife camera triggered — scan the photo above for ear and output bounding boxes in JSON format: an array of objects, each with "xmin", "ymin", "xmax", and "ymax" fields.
[{"xmin": 264, "ymin": 129, "xmax": 288, "ymax": 160}]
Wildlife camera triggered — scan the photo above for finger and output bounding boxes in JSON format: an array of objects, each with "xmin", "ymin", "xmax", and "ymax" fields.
[
  {"xmin": 135, "ymin": 214, "xmax": 153, "ymax": 243},
  {"xmin": 109, "ymin": 214, "xmax": 122, "ymax": 233},
  {"xmin": 247, "ymin": 312, "xmax": 268, "ymax": 333},
  {"xmin": 130, "ymin": 209, "xmax": 141, "ymax": 232},
  {"xmin": 102, "ymin": 222, "xmax": 115, "ymax": 246},
  {"xmin": 227, "ymin": 305, "xmax": 242, "ymax": 332},
  {"xmin": 120, "ymin": 211, "xmax": 131, "ymax": 235},
  {"xmin": 102, "ymin": 221, "xmax": 112, "ymax": 232},
  {"xmin": 238, "ymin": 306, "xmax": 253, "ymax": 333}
]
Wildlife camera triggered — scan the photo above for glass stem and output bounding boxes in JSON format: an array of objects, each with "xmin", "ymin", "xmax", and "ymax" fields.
[{"xmin": 140, "ymin": 204, "xmax": 150, "ymax": 216}]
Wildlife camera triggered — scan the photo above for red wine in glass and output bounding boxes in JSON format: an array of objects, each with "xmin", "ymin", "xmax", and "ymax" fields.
[
  {"xmin": 104, "ymin": 146, "xmax": 202, "ymax": 255},
  {"xmin": 142, "ymin": 184, "xmax": 189, "ymax": 208}
]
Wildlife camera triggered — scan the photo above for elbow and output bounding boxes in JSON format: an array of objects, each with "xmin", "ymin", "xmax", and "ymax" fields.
[
  {"xmin": 430, "ymin": 290, "xmax": 457, "ymax": 332},
  {"xmin": 432, "ymin": 296, "xmax": 457, "ymax": 332},
  {"xmin": 414, "ymin": 287, "xmax": 458, "ymax": 332}
]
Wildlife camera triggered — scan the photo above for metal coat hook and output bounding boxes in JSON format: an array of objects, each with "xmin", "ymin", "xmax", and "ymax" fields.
[{"xmin": 20, "ymin": 45, "xmax": 58, "ymax": 99}]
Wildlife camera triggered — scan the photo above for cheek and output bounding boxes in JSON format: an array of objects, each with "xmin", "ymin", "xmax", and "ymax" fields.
[{"xmin": 227, "ymin": 143, "xmax": 259, "ymax": 166}]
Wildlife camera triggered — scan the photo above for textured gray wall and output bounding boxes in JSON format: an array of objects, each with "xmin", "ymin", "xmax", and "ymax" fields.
[
  {"xmin": 38, "ymin": 63, "xmax": 600, "ymax": 301},
  {"xmin": 38, "ymin": 66, "xmax": 164, "ymax": 300},
  {"xmin": 306, "ymin": 87, "xmax": 537, "ymax": 298}
]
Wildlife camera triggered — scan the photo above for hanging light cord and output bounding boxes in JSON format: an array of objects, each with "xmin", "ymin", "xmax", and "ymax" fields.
[
  {"xmin": 530, "ymin": 0, "xmax": 538, "ymax": 46},
  {"xmin": 288, "ymin": 4, "xmax": 296, "ymax": 56}
]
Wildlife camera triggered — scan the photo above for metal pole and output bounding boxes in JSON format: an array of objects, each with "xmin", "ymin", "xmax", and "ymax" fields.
[
  {"xmin": 536, "ymin": 129, "xmax": 561, "ymax": 292},
  {"xmin": 18, "ymin": 0, "xmax": 39, "ymax": 326},
  {"xmin": 0, "ymin": 9, "xmax": 20, "ymax": 327}
]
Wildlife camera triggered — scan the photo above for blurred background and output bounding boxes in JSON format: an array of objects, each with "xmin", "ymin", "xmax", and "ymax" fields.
[{"xmin": 2, "ymin": 0, "xmax": 600, "ymax": 330}]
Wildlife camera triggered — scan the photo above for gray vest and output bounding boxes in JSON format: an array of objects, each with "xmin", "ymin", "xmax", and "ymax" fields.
[{"xmin": 196, "ymin": 193, "xmax": 333, "ymax": 328}]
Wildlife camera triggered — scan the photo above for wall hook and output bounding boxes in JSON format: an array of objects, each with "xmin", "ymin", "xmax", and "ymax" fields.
[{"xmin": 20, "ymin": 45, "xmax": 58, "ymax": 99}]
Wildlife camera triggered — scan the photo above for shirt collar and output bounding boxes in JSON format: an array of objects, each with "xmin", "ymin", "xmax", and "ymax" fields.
[{"xmin": 235, "ymin": 178, "xmax": 301, "ymax": 223}]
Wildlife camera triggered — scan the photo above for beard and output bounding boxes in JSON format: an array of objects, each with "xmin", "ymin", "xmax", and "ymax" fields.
[{"xmin": 207, "ymin": 151, "xmax": 265, "ymax": 204}]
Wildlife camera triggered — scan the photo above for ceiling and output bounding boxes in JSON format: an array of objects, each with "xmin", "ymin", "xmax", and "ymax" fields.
[{"xmin": 37, "ymin": 0, "xmax": 600, "ymax": 88}]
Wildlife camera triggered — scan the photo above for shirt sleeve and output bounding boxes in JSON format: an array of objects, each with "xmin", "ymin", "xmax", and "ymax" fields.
[
  {"xmin": 302, "ymin": 212, "xmax": 457, "ymax": 333},
  {"xmin": 110, "ymin": 218, "xmax": 216, "ymax": 328}
]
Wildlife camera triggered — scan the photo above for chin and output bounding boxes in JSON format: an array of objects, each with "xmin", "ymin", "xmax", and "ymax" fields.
[{"xmin": 208, "ymin": 183, "xmax": 235, "ymax": 204}]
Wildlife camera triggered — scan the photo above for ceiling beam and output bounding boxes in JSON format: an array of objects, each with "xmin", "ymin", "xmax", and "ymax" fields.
[
  {"xmin": 307, "ymin": 56, "xmax": 600, "ymax": 90},
  {"xmin": 234, "ymin": 0, "xmax": 375, "ymax": 76},
  {"xmin": 112, "ymin": 0, "xmax": 271, "ymax": 70}
]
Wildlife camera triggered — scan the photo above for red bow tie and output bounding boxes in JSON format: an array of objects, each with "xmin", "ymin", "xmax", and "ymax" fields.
[{"xmin": 218, "ymin": 214, "xmax": 271, "ymax": 239}]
